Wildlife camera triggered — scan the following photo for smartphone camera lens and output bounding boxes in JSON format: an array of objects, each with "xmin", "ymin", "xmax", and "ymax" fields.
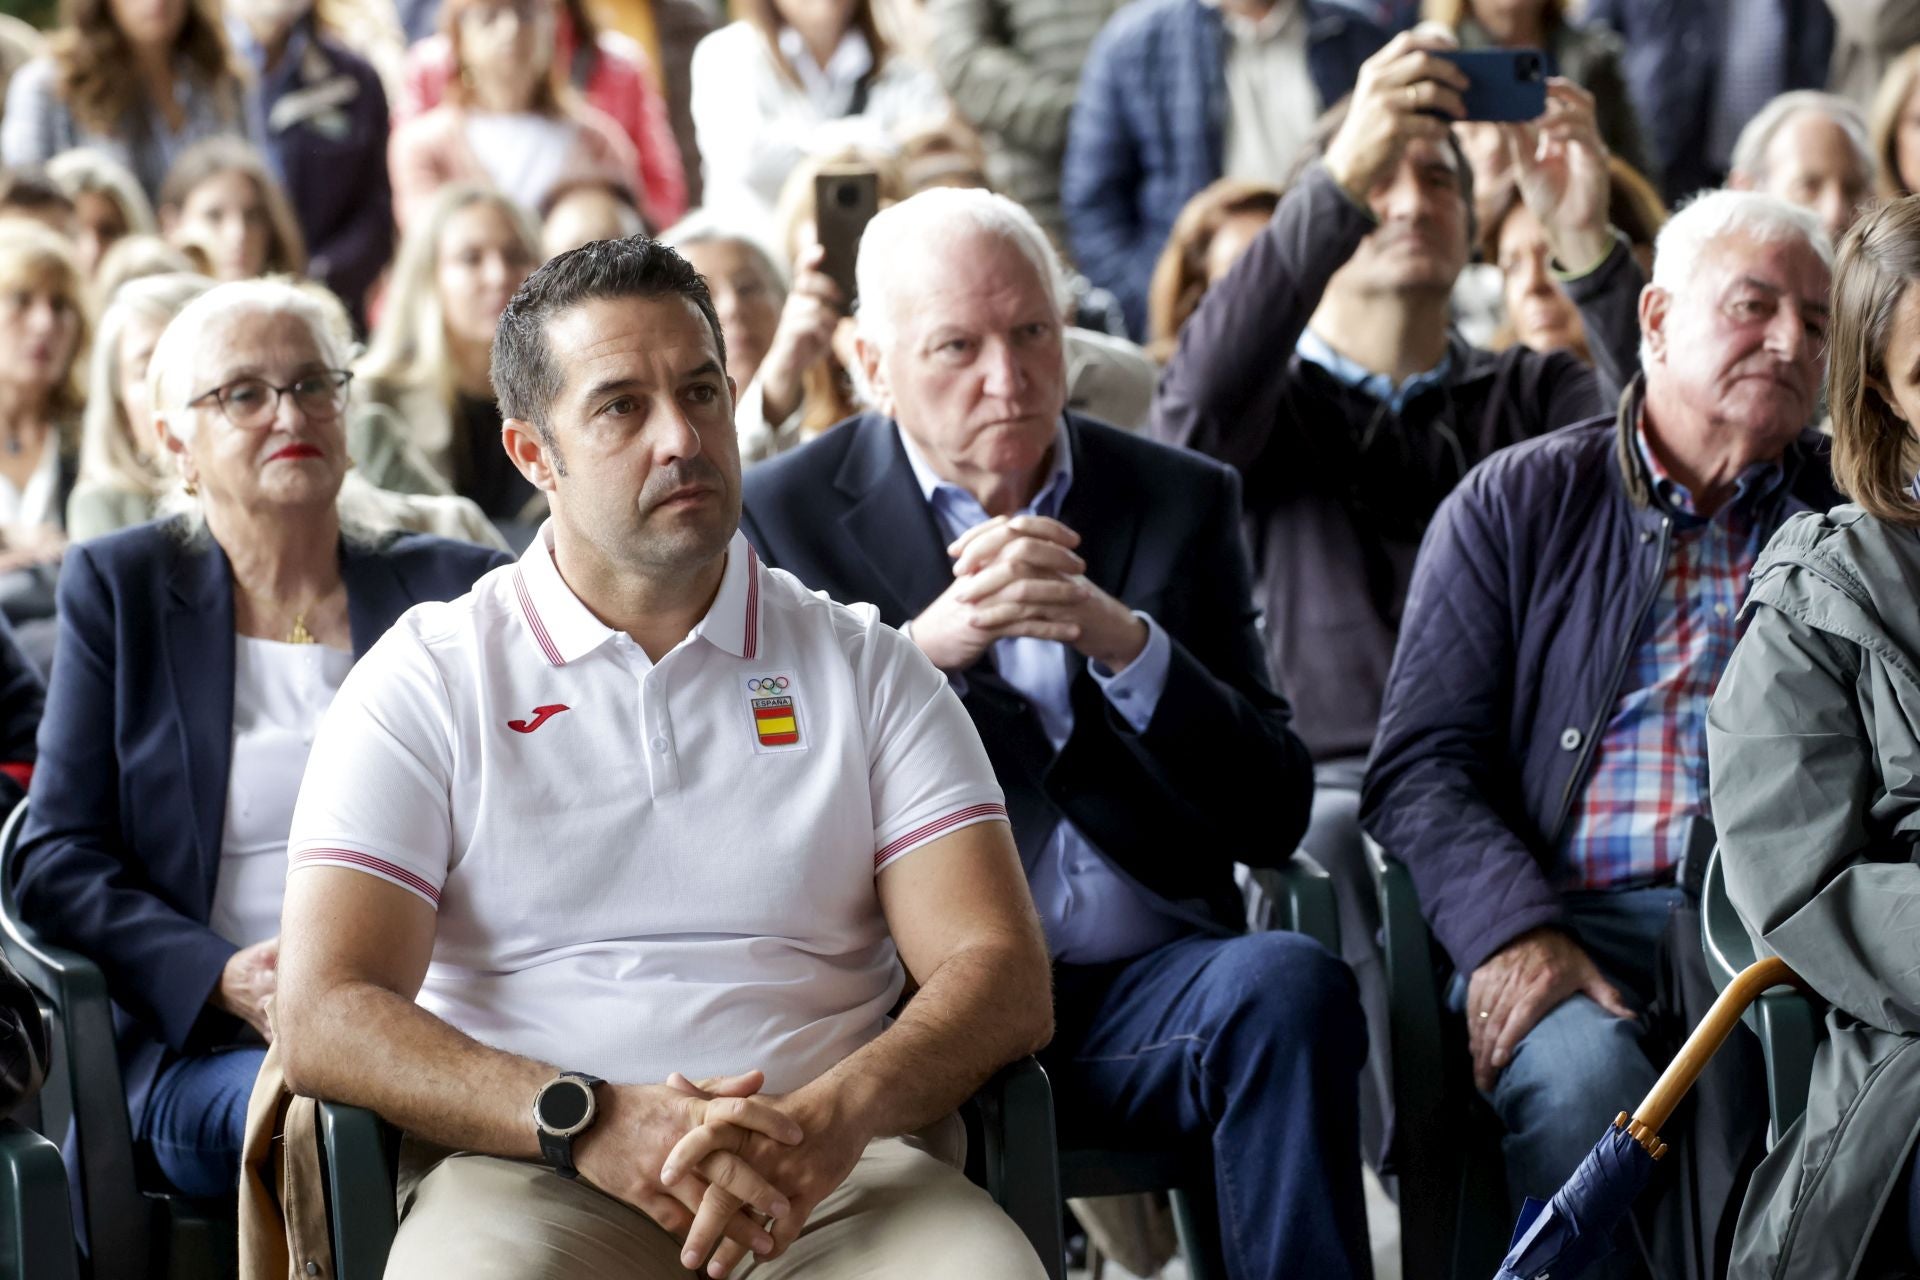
[
  {"xmin": 834, "ymin": 183, "xmax": 860, "ymax": 209},
  {"xmin": 1518, "ymin": 52, "xmax": 1541, "ymax": 80}
]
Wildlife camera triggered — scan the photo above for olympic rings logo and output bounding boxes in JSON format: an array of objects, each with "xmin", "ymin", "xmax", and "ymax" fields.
[{"xmin": 747, "ymin": 676, "xmax": 791, "ymax": 692}]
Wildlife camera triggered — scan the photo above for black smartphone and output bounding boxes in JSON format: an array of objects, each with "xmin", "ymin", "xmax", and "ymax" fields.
[
  {"xmin": 1430, "ymin": 48, "xmax": 1548, "ymax": 123},
  {"xmin": 814, "ymin": 167, "xmax": 880, "ymax": 313}
]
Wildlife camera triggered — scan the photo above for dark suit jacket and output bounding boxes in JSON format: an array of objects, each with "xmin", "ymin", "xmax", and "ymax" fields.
[
  {"xmin": 14, "ymin": 518, "xmax": 507, "ymax": 1132},
  {"xmin": 742, "ymin": 412, "xmax": 1313, "ymax": 934}
]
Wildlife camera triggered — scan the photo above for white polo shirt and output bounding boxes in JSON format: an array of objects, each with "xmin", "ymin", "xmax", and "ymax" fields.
[{"xmin": 287, "ymin": 524, "xmax": 1008, "ymax": 1093}]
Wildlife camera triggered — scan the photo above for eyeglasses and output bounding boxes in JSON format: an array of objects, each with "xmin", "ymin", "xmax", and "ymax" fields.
[{"xmin": 186, "ymin": 370, "xmax": 354, "ymax": 430}]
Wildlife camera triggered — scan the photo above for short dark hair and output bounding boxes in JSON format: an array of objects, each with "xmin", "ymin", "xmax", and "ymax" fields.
[{"xmin": 491, "ymin": 236, "xmax": 728, "ymax": 437}]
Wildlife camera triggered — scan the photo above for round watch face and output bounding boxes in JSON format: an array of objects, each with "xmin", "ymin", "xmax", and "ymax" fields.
[{"xmin": 538, "ymin": 1079, "xmax": 593, "ymax": 1132}]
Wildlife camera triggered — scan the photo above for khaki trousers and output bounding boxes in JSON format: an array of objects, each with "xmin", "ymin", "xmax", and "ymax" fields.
[{"xmin": 383, "ymin": 1119, "xmax": 1047, "ymax": 1279}]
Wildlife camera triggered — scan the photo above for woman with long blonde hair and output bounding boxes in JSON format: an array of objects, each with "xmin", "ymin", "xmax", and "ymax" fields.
[
  {"xmin": 0, "ymin": 224, "xmax": 89, "ymax": 574},
  {"xmin": 67, "ymin": 271, "xmax": 209, "ymax": 541},
  {"xmin": 357, "ymin": 184, "xmax": 542, "ymax": 526}
]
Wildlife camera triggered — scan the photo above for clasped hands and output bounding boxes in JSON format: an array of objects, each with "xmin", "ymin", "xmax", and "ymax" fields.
[
  {"xmin": 572, "ymin": 1069, "xmax": 867, "ymax": 1279},
  {"xmin": 910, "ymin": 514, "xmax": 1147, "ymax": 675}
]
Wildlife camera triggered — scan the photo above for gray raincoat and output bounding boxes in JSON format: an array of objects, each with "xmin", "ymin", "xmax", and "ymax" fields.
[{"xmin": 1708, "ymin": 503, "xmax": 1920, "ymax": 1280}]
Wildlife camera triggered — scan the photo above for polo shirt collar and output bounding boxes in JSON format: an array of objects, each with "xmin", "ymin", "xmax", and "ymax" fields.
[
  {"xmin": 512, "ymin": 521, "xmax": 763, "ymax": 667},
  {"xmin": 691, "ymin": 529, "xmax": 763, "ymax": 661}
]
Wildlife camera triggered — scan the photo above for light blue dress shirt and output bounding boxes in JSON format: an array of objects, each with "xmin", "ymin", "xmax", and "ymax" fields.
[
  {"xmin": 898, "ymin": 425, "xmax": 1190, "ymax": 964},
  {"xmin": 1296, "ymin": 327, "xmax": 1456, "ymax": 413}
]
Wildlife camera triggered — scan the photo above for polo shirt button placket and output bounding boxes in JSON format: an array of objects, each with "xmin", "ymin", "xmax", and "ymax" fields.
[{"xmin": 639, "ymin": 668, "xmax": 681, "ymax": 796}]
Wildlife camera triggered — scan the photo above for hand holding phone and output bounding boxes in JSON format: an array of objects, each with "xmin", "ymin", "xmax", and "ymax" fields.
[
  {"xmin": 813, "ymin": 168, "xmax": 879, "ymax": 315},
  {"xmin": 1429, "ymin": 49, "xmax": 1548, "ymax": 123},
  {"xmin": 1322, "ymin": 30, "xmax": 1471, "ymax": 200}
]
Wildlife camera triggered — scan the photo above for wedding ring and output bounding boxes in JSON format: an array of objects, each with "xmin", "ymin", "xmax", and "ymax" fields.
[
  {"xmin": 1477, "ymin": 1009, "xmax": 1491, "ymax": 1019},
  {"xmin": 1406, "ymin": 84, "xmax": 1419, "ymax": 107}
]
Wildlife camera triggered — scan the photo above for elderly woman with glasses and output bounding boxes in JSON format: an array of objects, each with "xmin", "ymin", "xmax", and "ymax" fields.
[{"xmin": 13, "ymin": 277, "xmax": 508, "ymax": 1198}]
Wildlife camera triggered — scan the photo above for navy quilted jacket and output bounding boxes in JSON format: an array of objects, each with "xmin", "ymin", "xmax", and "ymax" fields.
[{"xmin": 1360, "ymin": 383, "xmax": 1841, "ymax": 976}]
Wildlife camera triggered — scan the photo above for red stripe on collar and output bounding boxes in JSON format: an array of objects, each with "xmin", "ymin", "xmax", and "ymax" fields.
[{"xmin": 513, "ymin": 567, "xmax": 566, "ymax": 667}]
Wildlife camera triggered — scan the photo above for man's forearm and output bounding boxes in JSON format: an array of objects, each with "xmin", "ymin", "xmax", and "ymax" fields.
[
  {"xmin": 1563, "ymin": 233, "xmax": 1646, "ymax": 408},
  {"xmin": 808, "ymin": 938, "xmax": 1052, "ymax": 1139},
  {"xmin": 280, "ymin": 977, "xmax": 553, "ymax": 1159}
]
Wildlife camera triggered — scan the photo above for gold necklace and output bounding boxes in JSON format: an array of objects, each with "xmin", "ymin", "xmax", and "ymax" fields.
[{"xmin": 235, "ymin": 580, "xmax": 325, "ymax": 645}]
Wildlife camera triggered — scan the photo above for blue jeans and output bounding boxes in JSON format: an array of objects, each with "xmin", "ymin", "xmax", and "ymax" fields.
[
  {"xmin": 1044, "ymin": 930, "xmax": 1371, "ymax": 1280},
  {"xmin": 1451, "ymin": 886, "xmax": 1686, "ymax": 1280},
  {"xmin": 139, "ymin": 1046, "xmax": 267, "ymax": 1198}
]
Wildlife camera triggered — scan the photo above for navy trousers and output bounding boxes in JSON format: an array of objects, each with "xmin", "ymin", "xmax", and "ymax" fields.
[{"xmin": 1044, "ymin": 929, "xmax": 1372, "ymax": 1280}]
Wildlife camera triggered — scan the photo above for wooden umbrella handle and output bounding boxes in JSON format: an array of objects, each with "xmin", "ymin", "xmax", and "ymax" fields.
[{"xmin": 1618, "ymin": 956, "xmax": 1804, "ymax": 1158}]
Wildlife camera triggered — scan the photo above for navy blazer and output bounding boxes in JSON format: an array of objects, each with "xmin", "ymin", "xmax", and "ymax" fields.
[
  {"xmin": 742, "ymin": 413, "xmax": 1314, "ymax": 934},
  {"xmin": 14, "ymin": 518, "xmax": 507, "ymax": 1131}
]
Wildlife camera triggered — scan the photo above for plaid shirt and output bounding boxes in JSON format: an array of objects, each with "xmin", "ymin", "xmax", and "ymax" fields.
[{"xmin": 1557, "ymin": 428, "xmax": 1785, "ymax": 891}]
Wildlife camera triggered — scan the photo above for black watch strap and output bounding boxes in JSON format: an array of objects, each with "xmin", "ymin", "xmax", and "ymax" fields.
[{"xmin": 536, "ymin": 1072, "xmax": 605, "ymax": 1179}]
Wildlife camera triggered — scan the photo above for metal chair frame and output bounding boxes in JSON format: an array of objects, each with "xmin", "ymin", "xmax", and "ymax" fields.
[
  {"xmin": 0, "ymin": 799, "xmax": 235, "ymax": 1280},
  {"xmin": 1698, "ymin": 847, "xmax": 1820, "ymax": 1147}
]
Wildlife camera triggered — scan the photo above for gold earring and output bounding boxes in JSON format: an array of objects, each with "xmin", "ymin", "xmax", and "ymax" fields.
[{"xmin": 182, "ymin": 476, "xmax": 198, "ymax": 497}]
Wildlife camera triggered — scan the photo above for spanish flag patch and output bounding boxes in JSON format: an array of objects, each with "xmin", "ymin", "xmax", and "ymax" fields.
[
  {"xmin": 753, "ymin": 697, "xmax": 799, "ymax": 746},
  {"xmin": 744, "ymin": 674, "xmax": 804, "ymax": 753}
]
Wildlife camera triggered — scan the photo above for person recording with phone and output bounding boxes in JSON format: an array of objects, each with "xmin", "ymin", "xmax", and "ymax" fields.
[{"xmin": 1150, "ymin": 27, "xmax": 1646, "ymax": 1172}]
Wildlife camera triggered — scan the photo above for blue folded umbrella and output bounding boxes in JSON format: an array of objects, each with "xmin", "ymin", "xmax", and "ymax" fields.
[
  {"xmin": 1494, "ymin": 1118, "xmax": 1659, "ymax": 1280},
  {"xmin": 1489, "ymin": 956, "xmax": 1801, "ymax": 1280}
]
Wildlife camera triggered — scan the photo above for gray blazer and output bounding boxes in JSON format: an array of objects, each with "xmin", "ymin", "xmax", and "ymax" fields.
[{"xmin": 1708, "ymin": 504, "xmax": 1920, "ymax": 1279}]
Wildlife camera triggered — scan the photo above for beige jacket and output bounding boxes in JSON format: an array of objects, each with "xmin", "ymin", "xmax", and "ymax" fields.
[{"xmin": 238, "ymin": 1043, "xmax": 333, "ymax": 1280}]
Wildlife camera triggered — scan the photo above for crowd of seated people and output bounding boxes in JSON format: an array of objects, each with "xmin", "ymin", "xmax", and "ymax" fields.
[{"xmin": 4, "ymin": 1, "xmax": 1920, "ymax": 1278}]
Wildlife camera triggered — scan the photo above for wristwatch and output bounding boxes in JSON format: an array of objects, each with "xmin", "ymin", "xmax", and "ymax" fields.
[{"xmin": 533, "ymin": 1071, "xmax": 605, "ymax": 1179}]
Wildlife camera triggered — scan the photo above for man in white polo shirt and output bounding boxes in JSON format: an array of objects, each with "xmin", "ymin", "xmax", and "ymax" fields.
[{"xmin": 273, "ymin": 236, "xmax": 1054, "ymax": 1279}]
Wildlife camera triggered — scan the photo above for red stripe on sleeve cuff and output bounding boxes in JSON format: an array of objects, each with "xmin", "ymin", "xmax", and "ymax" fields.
[
  {"xmin": 291, "ymin": 847, "xmax": 443, "ymax": 907},
  {"xmin": 873, "ymin": 802, "xmax": 1009, "ymax": 871}
]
